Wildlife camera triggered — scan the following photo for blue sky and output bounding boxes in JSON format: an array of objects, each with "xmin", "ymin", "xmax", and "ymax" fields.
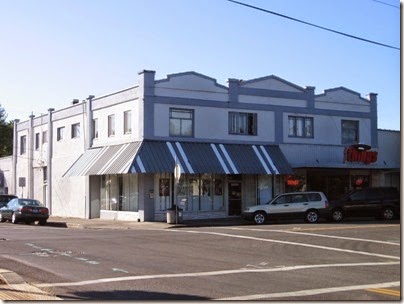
[{"xmin": 0, "ymin": 0, "xmax": 400, "ymax": 130}]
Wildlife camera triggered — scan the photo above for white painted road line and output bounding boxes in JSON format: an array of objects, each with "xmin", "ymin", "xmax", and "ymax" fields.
[
  {"xmin": 36, "ymin": 261, "xmax": 399, "ymax": 288},
  {"xmin": 215, "ymin": 281, "xmax": 401, "ymax": 301},
  {"xmin": 227, "ymin": 227, "xmax": 400, "ymax": 246},
  {"xmin": 167, "ymin": 229, "xmax": 400, "ymax": 260}
]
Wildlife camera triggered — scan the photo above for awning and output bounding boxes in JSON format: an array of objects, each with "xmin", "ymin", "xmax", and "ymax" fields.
[
  {"xmin": 64, "ymin": 140, "xmax": 292, "ymax": 177},
  {"xmin": 63, "ymin": 142, "xmax": 142, "ymax": 177},
  {"xmin": 130, "ymin": 141, "xmax": 293, "ymax": 175}
]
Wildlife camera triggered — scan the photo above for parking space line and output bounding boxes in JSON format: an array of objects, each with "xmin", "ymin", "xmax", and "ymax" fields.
[
  {"xmin": 227, "ymin": 227, "xmax": 400, "ymax": 246},
  {"xmin": 169, "ymin": 230, "xmax": 400, "ymax": 260}
]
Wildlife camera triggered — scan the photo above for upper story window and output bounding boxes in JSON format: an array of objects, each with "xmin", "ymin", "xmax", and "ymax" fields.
[
  {"xmin": 71, "ymin": 123, "xmax": 80, "ymax": 139},
  {"xmin": 57, "ymin": 127, "xmax": 65, "ymax": 141},
  {"xmin": 288, "ymin": 116, "xmax": 313, "ymax": 138},
  {"xmin": 229, "ymin": 112, "xmax": 257, "ymax": 135},
  {"xmin": 342, "ymin": 120, "xmax": 359, "ymax": 144},
  {"xmin": 20, "ymin": 135, "xmax": 27, "ymax": 155},
  {"xmin": 124, "ymin": 110, "xmax": 132, "ymax": 134},
  {"xmin": 169, "ymin": 108, "xmax": 193, "ymax": 137},
  {"xmin": 42, "ymin": 131, "xmax": 48, "ymax": 144},
  {"xmin": 108, "ymin": 114, "xmax": 115, "ymax": 137},
  {"xmin": 92, "ymin": 118, "xmax": 98, "ymax": 139},
  {"xmin": 35, "ymin": 133, "xmax": 40, "ymax": 150}
]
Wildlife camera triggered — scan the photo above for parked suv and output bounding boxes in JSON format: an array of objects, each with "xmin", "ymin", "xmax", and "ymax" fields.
[
  {"xmin": 242, "ymin": 192, "xmax": 329, "ymax": 225},
  {"xmin": 329, "ymin": 187, "xmax": 400, "ymax": 222},
  {"xmin": 0, "ymin": 195, "xmax": 18, "ymax": 208}
]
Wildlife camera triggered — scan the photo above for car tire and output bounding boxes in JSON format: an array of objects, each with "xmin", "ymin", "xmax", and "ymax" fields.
[
  {"xmin": 11, "ymin": 213, "xmax": 18, "ymax": 224},
  {"xmin": 331, "ymin": 209, "xmax": 344, "ymax": 222},
  {"xmin": 0, "ymin": 213, "xmax": 5, "ymax": 223},
  {"xmin": 381, "ymin": 207, "xmax": 395, "ymax": 220},
  {"xmin": 253, "ymin": 211, "xmax": 266, "ymax": 225},
  {"xmin": 305, "ymin": 210, "xmax": 319, "ymax": 223},
  {"xmin": 39, "ymin": 220, "xmax": 47, "ymax": 226}
]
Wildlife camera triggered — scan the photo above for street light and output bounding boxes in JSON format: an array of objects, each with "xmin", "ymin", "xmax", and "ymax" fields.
[{"xmin": 174, "ymin": 161, "xmax": 181, "ymax": 224}]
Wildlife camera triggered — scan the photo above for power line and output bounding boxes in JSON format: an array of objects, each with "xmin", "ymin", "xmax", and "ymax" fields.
[
  {"xmin": 371, "ymin": 0, "xmax": 400, "ymax": 9},
  {"xmin": 227, "ymin": 0, "xmax": 400, "ymax": 51}
]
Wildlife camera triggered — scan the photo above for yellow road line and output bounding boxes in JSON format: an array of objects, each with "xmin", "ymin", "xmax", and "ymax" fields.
[{"xmin": 366, "ymin": 288, "xmax": 401, "ymax": 297}]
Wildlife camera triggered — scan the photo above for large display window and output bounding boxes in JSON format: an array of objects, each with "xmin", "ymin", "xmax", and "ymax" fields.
[{"xmin": 101, "ymin": 174, "xmax": 139, "ymax": 211}]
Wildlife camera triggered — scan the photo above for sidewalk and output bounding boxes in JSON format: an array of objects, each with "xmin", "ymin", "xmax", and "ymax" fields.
[
  {"xmin": 47, "ymin": 215, "xmax": 246, "ymax": 230},
  {"xmin": 0, "ymin": 269, "xmax": 61, "ymax": 301}
]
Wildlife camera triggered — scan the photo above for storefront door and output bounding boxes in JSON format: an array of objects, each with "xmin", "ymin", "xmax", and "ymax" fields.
[{"xmin": 228, "ymin": 181, "xmax": 242, "ymax": 215}]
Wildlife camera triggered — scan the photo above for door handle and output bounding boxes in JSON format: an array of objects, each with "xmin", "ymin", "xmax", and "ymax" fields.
[
  {"xmin": 283, "ymin": 204, "xmax": 289, "ymax": 207},
  {"xmin": 303, "ymin": 203, "xmax": 308, "ymax": 205}
]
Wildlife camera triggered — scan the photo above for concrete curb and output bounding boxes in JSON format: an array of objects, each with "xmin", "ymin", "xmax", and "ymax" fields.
[{"xmin": 0, "ymin": 269, "xmax": 62, "ymax": 300}]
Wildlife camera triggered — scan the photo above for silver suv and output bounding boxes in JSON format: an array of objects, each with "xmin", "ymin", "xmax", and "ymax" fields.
[{"xmin": 242, "ymin": 192, "xmax": 329, "ymax": 225}]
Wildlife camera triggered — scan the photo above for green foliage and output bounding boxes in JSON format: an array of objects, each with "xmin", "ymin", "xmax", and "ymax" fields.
[{"xmin": 0, "ymin": 105, "xmax": 13, "ymax": 157}]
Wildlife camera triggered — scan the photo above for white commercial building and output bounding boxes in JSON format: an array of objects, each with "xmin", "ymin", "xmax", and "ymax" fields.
[{"xmin": 0, "ymin": 70, "xmax": 400, "ymax": 221}]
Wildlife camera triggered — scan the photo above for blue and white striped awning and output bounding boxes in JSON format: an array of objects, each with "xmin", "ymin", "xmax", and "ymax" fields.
[
  {"xmin": 63, "ymin": 140, "xmax": 293, "ymax": 176},
  {"xmin": 131, "ymin": 141, "xmax": 292, "ymax": 175}
]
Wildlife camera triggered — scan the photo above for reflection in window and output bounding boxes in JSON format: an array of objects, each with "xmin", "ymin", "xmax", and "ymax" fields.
[
  {"xmin": 108, "ymin": 115, "xmax": 115, "ymax": 137},
  {"xmin": 229, "ymin": 112, "xmax": 257, "ymax": 135},
  {"xmin": 71, "ymin": 123, "xmax": 80, "ymax": 138},
  {"xmin": 288, "ymin": 116, "xmax": 313, "ymax": 138},
  {"xmin": 342, "ymin": 120, "xmax": 359, "ymax": 144},
  {"xmin": 57, "ymin": 127, "xmax": 65, "ymax": 141},
  {"xmin": 169, "ymin": 108, "xmax": 193, "ymax": 137},
  {"xmin": 100, "ymin": 174, "xmax": 138, "ymax": 211},
  {"xmin": 124, "ymin": 110, "xmax": 132, "ymax": 134}
]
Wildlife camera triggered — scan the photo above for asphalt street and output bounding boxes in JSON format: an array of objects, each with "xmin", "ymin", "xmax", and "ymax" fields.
[{"xmin": 0, "ymin": 218, "xmax": 400, "ymax": 301}]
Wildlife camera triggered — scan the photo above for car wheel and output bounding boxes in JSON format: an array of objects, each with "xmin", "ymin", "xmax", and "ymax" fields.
[
  {"xmin": 331, "ymin": 209, "xmax": 344, "ymax": 222},
  {"xmin": 253, "ymin": 211, "xmax": 266, "ymax": 225},
  {"xmin": 38, "ymin": 220, "xmax": 47, "ymax": 226},
  {"xmin": 11, "ymin": 213, "xmax": 18, "ymax": 224},
  {"xmin": 305, "ymin": 210, "xmax": 319, "ymax": 223},
  {"xmin": 0, "ymin": 213, "xmax": 5, "ymax": 223},
  {"xmin": 381, "ymin": 207, "xmax": 394, "ymax": 220}
]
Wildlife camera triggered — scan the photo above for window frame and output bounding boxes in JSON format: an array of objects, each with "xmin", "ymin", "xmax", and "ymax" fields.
[
  {"xmin": 288, "ymin": 116, "xmax": 314, "ymax": 138},
  {"xmin": 124, "ymin": 110, "xmax": 132, "ymax": 134},
  {"xmin": 108, "ymin": 114, "xmax": 115, "ymax": 137},
  {"xmin": 20, "ymin": 135, "xmax": 27, "ymax": 155},
  {"xmin": 228, "ymin": 112, "xmax": 257, "ymax": 136},
  {"xmin": 35, "ymin": 133, "xmax": 40, "ymax": 150},
  {"xmin": 341, "ymin": 120, "xmax": 359, "ymax": 144},
  {"xmin": 57, "ymin": 127, "xmax": 65, "ymax": 141},
  {"xmin": 42, "ymin": 131, "xmax": 48, "ymax": 144},
  {"xmin": 71, "ymin": 123, "xmax": 80, "ymax": 139},
  {"xmin": 169, "ymin": 108, "xmax": 194, "ymax": 137},
  {"xmin": 92, "ymin": 118, "xmax": 99, "ymax": 139}
]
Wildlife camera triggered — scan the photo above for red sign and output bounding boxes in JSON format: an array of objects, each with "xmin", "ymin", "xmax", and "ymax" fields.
[{"xmin": 344, "ymin": 147, "xmax": 378, "ymax": 164}]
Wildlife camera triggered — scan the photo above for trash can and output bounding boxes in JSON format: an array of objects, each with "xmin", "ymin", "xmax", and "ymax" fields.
[
  {"xmin": 166, "ymin": 208, "xmax": 176, "ymax": 224},
  {"xmin": 166, "ymin": 207, "xmax": 183, "ymax": 224}
]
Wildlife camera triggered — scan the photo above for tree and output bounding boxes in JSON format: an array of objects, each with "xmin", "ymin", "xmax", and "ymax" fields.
[{"xmin": 0, "ymin": 105, "xmax": 13, "ymax": 157}]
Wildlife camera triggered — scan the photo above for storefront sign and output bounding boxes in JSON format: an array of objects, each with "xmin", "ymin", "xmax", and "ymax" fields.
[{"xmin": 344, "ymin": 145, "xmax": 378, "ymax": 164}]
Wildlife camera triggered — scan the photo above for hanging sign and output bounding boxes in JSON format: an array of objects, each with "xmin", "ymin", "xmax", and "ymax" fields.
[{"xmin": 344, "ymin": 145, "xmax": 378, "ymax": 164}]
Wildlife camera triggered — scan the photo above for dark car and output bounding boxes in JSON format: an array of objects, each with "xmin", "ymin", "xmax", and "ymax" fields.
[
  {"xmin": 0, "ymin": 195, "xmax": 18, "ymax": 208},
  {"xmin": 329, "ymin": 187, "xmax": 400, "ymax": 222},
  {"xmin": 0, "ymin": 198, "xmax": 49, "ymax": 225}
]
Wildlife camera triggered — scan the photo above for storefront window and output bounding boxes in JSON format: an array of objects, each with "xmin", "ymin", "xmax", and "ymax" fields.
[
  {"xmin": 156, "ymin": 176, "xmax": 171, "ymax": 211},
  {"xmin": 258, "ymin": 175, "xmax": 272, "ymax": 204},
  {"xmin": 101, "ymin": 174, "xmax": 139, "ymax": 211},
  {"xmin": 160, "ymin": 174, "xmax": 225, "ymax": 212}
]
